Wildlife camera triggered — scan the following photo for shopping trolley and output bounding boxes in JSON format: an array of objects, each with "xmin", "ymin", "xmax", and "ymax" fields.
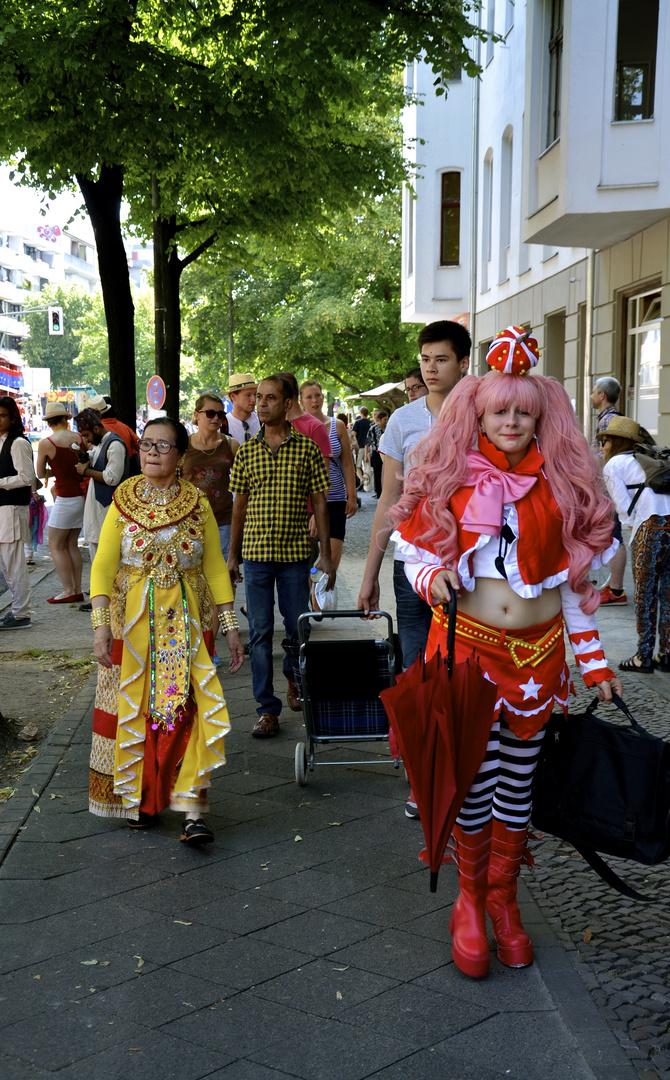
[{"xmin": 293, "ymin": 610, "xmax": 399, "ymax": 785}]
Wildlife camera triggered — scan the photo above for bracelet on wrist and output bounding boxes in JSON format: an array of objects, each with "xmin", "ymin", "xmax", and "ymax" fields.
[
  {"xmin": 91, "ymin": 607, "xmax": 111, "ymax": 630},
  {"xmin": 217, "ymin": 609, "xmax": 239, "ymax": 634}
]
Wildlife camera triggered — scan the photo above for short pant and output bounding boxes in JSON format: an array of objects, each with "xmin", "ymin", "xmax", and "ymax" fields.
[{"xmin": 327, "ymin": 500, "xmax": 347, "ymax": 541}]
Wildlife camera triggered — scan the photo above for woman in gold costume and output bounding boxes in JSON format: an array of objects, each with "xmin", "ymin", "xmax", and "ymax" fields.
[{"xmin": 88, "ymin": 418, "xmax": 243, "ymax": 845}]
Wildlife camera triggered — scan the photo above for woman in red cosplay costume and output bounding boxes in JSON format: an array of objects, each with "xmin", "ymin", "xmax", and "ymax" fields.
[{"xmin": 391, "ymin": 326, "xmax": 623, "ymax": 979}]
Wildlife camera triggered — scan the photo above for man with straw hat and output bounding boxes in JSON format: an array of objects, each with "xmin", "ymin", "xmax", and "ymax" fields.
[{"xmin": 227, "ymin": 374, "xmax": 260, "ymax": 446}]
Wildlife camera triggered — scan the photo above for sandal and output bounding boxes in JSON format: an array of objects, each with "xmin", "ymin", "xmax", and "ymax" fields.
[
  {"xmin": 654, "ymin": 654, "xmax": 670, "ymax": 673},
  {"xmin": 618, "ymin": 654, "xmax": 655, "ymax": 673},
  {"xmin": 180, "ymin": 818, "xmax": 214, "ymax": 845},
  {"xmin": 127, "ymin": 812, "xmax": 156, "ymax": 829}
]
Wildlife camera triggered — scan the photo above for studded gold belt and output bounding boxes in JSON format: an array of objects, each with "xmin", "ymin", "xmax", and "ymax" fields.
[{"xmin": 431, "ymin": 607, "xmax": 564, "ymax": 669}]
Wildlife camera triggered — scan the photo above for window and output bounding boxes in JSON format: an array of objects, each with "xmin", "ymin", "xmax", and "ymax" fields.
[
  {"xmin": 70, "ymin": 240, "xmax": 87, "ymax": 261},
  {"xmin": 481, "ymin": 152, "xmax": 493, "ymax": 292},
  {"xmin": 23, "ymin": 245, "xmax": 37, "ymax": 261},
  {"xmin": 406, "ymin": 186, "xmax": 414, "ymax": 277},
  {"xmin": 486, "ymin": 0, "xmax": 496, "ymax": 64},
  {"xmin": 546, "ymin": 0, "xmax": 563, "ymax": 147},
  {"xmin": 625, "ymin": 288, "xmax": 661, "ymax": 435},
  {"xmin": 439, "ymin": 172, "xmax": 461, "ymax": 266},
  {"xmin": 615, "ymin": 0, "xmax": 659, "ymax": 121},
  {"xmin": 499, "ymin": 130, "xmax": 513, "ymax": 283},
  {"xmin": 505, "ymin": 0, "xmax": 514, "ymax": 34}
]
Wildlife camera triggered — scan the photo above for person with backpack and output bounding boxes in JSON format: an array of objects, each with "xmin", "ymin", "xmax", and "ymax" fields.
[{"xmin": 599, "ymin": 415, "xmax": 670, "ymax": 673}]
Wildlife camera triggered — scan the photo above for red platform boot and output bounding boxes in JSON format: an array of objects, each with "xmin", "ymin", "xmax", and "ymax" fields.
[
  {"xmin": 486, "ymin": 819, "xmax": 534, "ymax": 968},
  {"xmin": 449, "ymin": 822, "xmax": 492, "ymax": 979}
]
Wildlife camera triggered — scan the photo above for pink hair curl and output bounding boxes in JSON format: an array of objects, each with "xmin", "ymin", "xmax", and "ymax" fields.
[{"xmin": 392, "ymin": 373, "xmax": 614, "ymax": 614}]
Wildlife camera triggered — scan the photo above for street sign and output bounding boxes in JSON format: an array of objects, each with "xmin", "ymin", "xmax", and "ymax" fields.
[{"xmin": 147, "ymin": 375, "xmax": 166, "ymax": 410}]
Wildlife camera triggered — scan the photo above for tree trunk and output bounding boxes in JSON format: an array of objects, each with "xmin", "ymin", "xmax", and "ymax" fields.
[
  {"xmin": 76, "ymin": 166, "xmax": 136, "ymax": 429},
  {"xmin": 152, "ymin": 177, "xmax": 181, "ymax": 420}
]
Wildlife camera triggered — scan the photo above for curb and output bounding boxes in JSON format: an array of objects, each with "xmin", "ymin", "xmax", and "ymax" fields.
[
  {"xmin": 0, "ymin": 562, "xmax": 58, "ymax": 615},
  {"xmin": 0, "ymin": 668, "xmax": 97, "ymax": 864}
]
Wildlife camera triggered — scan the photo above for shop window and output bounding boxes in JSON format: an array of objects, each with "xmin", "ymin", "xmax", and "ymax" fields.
[
  {"xmin": 615, "ymin": 0, "xmax": 659, "ymax": 121},
  {"xmin": 625, "ymin": 288, "xmax": 661, "ymax": 435},
  {"xmin": 439, "ymin": 172, "xmax": 460, "ymax": 266}
]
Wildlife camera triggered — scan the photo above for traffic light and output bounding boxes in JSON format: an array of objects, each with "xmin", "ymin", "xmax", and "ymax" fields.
[{"xmin": 48, "ymin": 306, "xmax": 64, "ymax": 336}]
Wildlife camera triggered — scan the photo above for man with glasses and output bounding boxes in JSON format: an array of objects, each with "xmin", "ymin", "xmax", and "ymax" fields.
[
  {"xmin": 357, "ymin": 321, "xmax": 470, "ymax": 819},
  {"xmin": 227, "ymin": 373, "xmax": 260, "ymax": 445},
  {"xmin": 404, "ymin": 367, "xmax": 428, "ymax": 402}
]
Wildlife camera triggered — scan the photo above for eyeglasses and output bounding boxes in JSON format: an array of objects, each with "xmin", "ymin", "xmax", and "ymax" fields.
[
  {"xmin": 198, "ymin": 409, "xmax": 225, "ymax": 420},
  {"xmin": 405, "ymin": 384, "xmax": 424, "ymax": 396},
  {"xmin": 138, "ymin": 439, "xmax": 176, "ymax": 454}
]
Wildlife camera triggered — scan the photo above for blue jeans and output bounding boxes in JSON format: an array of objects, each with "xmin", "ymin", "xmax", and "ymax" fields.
[
  {"xmin": 393, "ymin": 559, "xmax": 433, "ymax": 670},
  {"xmin": 244, "ymin": 558, "xmax": 311, "ymax": 716},
  {"xmin": 218, "ymin": 523, "xmax": 231, "ymax": 561}
]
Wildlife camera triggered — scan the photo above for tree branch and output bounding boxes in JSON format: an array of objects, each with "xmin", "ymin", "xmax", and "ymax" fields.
[{"xmin": 179, "ymin": 233, "xmax": 218, "ymax": 272}]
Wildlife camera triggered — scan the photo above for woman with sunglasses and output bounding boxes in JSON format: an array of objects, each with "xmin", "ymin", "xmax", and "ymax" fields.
[
  {"xmin": 88, "ymin": 418, "xmax": 243, "ymax": 846},
  {"xmin": 181, "ymin": 393, "xmax": 239, "ymax": 560}
]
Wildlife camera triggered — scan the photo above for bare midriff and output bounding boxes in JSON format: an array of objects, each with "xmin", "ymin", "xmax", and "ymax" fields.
[{"xmin": 457, "ymin": 577, "xmax": 562, "ymax": 630}]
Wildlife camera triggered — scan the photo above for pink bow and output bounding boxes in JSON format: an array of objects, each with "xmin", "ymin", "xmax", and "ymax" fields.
[{"xmin": 460, "ymin": 451, "xmax": 538, "ymax": 536}]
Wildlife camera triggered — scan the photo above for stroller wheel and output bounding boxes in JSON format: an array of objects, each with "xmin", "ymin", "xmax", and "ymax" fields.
[{"xmin": 295, "ymin": 742, "xmax": 308, "ymax": 786}]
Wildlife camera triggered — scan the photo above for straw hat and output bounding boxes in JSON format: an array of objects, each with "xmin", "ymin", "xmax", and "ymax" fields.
[
  {"xmin": 87, "ymin": 393, "xmax": 110, "ymax": 414},
  {"xmin": 228, "ymin": 373, "xmax": 258, "ymax": 394},
  {"xmin": 44, "ymin": 401, "xmax": 69, "ymax": 419},
  {"xmin": 596, "ymin": 416, "xmax": 641, "ymax": 443}
]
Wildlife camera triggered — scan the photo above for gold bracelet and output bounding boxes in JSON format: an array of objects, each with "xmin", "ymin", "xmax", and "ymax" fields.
[
  {"xmin": 218, "ymin": 610, "xmax": 239, "ymax": 634},
  {"xmin": 91, "ymin": 608, "xmax": 111, "ymax": 630}
]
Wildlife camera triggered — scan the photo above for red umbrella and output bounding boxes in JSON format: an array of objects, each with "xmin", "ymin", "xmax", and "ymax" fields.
[{"xmin": 381, "ymin": 594, "xmax": 497, "ymax": 891}]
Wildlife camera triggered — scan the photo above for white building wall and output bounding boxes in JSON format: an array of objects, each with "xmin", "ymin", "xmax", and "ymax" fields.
[{"xmin": 401, "ymin": 0, "xmax": 670, "ymax": 443}]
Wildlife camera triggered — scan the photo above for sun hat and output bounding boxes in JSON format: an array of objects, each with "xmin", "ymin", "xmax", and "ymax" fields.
[
  {"xmin": 87, "ymin": 394, "xmax": 110, "ymax": 414},
  {"xmin": 596, "ymin": 415, "xmax": 642, "ymax": 443},
  {"xmin": 486, "ymin": 326, "xmax": 540, "ymax": 375},
  {"xmin": 44, "ymin": 401, "xmax": 70, "ymax": 419},
  {"xmin": 228, "ymin": 373, "xmax": 258, "ymax": 394}
]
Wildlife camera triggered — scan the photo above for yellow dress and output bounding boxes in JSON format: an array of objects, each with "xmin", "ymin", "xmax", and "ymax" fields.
[{"xmin": 88, "ymin": 476, "xmax": 234, "ymax": 820}]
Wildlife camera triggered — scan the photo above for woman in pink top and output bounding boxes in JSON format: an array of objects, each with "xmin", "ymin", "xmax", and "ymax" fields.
[{"xmin": 36, "ymin": 402, "xmax": 86, "ymax": 603}]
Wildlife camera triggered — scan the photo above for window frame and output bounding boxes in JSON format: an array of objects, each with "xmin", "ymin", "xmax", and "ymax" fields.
[{"xmin": 439, "ymin": 171, "xmax": 461, "ymax": 267}]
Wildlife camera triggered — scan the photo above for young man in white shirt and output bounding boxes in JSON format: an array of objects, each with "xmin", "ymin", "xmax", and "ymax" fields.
[
  {"xmin": 357, "ymin": 321, "xmax": 471, "ymax": 816},
  {"xmin": 226, "ymin": 373, "xmax": 260, "ymax": 445}
]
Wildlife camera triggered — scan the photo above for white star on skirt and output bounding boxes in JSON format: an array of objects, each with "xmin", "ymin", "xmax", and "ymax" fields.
[{"xmin": 519, "ymin": 675, "xmax": 543, "ymax": 700}]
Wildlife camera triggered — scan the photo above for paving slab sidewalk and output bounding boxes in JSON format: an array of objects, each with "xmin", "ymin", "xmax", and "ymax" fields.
[{"xmin": 0, "ymin": 496, "xmax": 653, "ymax": 1079}]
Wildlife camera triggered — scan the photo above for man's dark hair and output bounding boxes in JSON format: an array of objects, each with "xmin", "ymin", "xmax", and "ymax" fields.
[
  {"xmin": 0, "ymin": 397, "xmax": 24, "ymax": 437},
  {"xmin": 376, "ymin": 409, "xmax": 389, "ymax": 419},
  {"xmin": 264, "ymin": 374, "xmax": 294, "ymax": 401},
  {"xmin": 74, "ymin": 407, "xmax": 104, "ymax": 434},
  {"xmin": 359, "ymin": 406, "xmax": 369, "ymax": 417},
  {"xmin": 102, "ymin": 395, "xmax": 117, "ymax": 418},
  {"xmin": 417, "ymin": 320, "xmax": 471, "ymax": 361},
  {"xmin": 405, "ymin": 366, "xmax": 426, "ymax": 385},
  {"xmin": 143, "ymin": 417, "xmax": 189, "ymax": 453},
  {"xmin": 275, "ymin": 371, "xmax": 299, "ymax": 399}
]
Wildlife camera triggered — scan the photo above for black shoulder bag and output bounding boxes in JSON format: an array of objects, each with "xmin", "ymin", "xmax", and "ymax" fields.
[{"xmin": 531, "ymin": 694, "xmax": 670, "ymax": 901}]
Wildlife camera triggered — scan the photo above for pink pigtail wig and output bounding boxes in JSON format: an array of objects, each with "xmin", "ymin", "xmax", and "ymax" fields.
[{"xmin": 392, "ymin": 373, "xmax": 614, "ymax": 613}]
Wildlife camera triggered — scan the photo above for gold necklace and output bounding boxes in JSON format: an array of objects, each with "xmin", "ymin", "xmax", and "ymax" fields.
[{"xmin": 192, "ymin": 433, "xmax": 222, "ymax": 456}]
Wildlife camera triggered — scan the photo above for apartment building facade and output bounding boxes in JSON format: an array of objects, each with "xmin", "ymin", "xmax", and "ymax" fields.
[{"xmin": 402, "ymin": 0, "xmax": 669, "ymax": 443}]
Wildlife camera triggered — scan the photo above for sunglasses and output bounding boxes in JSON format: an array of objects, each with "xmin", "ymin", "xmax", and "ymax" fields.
[{"xmin": 198, "ymin": 408, "xmax": 225, "ymax": 420}]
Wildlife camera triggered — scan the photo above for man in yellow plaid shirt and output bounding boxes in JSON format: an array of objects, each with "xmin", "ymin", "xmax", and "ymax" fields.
[{"xmin": 228, "ymin": 375, "xmax": 335, "ymax": 737}]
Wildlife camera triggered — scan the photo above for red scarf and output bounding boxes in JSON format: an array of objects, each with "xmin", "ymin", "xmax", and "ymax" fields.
[{"xmin": 448, "ymin": 435, "xmax": 568, "ymax": 586}]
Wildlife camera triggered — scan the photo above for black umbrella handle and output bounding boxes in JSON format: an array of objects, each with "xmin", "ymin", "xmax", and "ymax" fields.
[{"xmin": 446, "ymin": 589, "xmax": 457, "ymax": 679}]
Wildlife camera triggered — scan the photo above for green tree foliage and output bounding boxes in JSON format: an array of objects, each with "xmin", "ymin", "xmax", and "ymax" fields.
[
  {"xmin": 0, "ymin": 1, "xmax": 487, "ymax": 424},
  {"xmin": 21, "ymin": 285, "xmax": 94, "ymax": 388},
  {"xmin": 182, "ymin": 196, "xmax": 423, "ymax": 393}
]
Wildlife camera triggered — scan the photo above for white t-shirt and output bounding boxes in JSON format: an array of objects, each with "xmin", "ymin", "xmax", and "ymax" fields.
[
  {"xmin": 603, "ymin": 452, "xmax": 670, "ymax": 541},
  {"xmin": 227, "ymin": 411, "xmax": 260, "ymax": 445},
  {"xmin": 378, "ymin": 397, "xmax": 435, "ymax": 562}
]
